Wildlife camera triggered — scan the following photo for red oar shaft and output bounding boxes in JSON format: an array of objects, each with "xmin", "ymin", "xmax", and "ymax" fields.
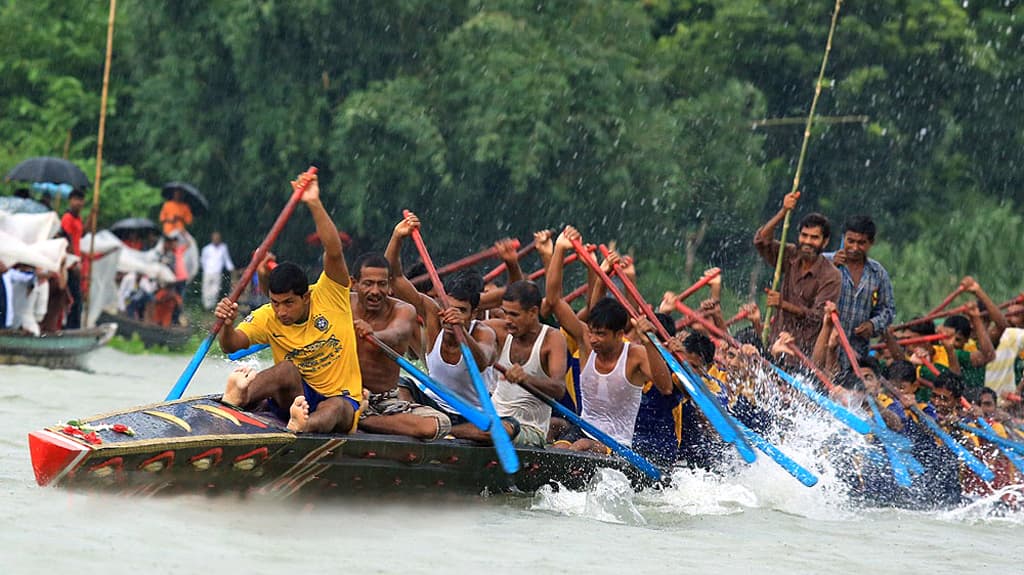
[
  {"xmin": 724, "ymin": 310, "xmax": 749, "ymax": 327},
  {"xmin": 830, "ymin": 310, "xmax": 863, "ymax": 379},
  {"xmin": 870, "ymin": 333, "xmax": 946, "ymax": 351},
  {"xmin": 926, "ymin": 286, "xmax": 966, "ymax": 317},
  {"xmin": 527, "ymin": 245, "xmax": 596, "ymax": 281},
  {"xmin": 408, "ymin": 239, "xmax": 520, "ymax": 286},
  {"xmin": 212, "ymin": 167, "xmax": 317, "ymax": 335},
  {"xmin": 676, "ymin": 268, "xmax": 721, "ymax": 303},
  {"xmin": 891, "ymin": 303, "xmax": 970, "ymax": 331},
  {"xmin": 564, "ymin": 283, "xmax": 589, "ymax": 304},
  {"xmin": 675, "ymin": 302, "xmax": 738, "ymax": 347},
  {"xmin": 483, "ymin": 242, "xmax": 536, "ymax": 283},
  {"xmin": 920, "ymin": 354, "xmax": 942, "ymax": 378}
]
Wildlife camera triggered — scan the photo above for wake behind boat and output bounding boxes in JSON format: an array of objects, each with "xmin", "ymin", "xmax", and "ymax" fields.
[{"xmin": 27, "ymin": 394, "xmax": 647, "ymax": 498}]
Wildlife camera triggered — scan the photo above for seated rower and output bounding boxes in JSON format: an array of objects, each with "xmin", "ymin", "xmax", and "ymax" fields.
[
  {"xmin": 215, "ymin": 172, "xmax": 362, "ymax": 434},
  {"xmin": 546, "ymin": 226, "xmax": 673, "ymax": 454},
  {"xmin": 347, "ymin": 252, "xmax": 452, "ymax": 440}
]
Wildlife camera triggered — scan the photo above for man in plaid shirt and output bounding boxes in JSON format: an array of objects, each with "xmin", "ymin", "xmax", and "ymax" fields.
[{"xmin": 824, "ymin": 215, "xmax": 896, "ymax": 358}]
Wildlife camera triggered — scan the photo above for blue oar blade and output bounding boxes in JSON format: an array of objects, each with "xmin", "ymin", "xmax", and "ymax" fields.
[
  {"xmin": 545, "ymin": 394, "xmax": 662, "ymax": 482},
  {"xmin": 393, "ymin": 355, "xmax": 490, "ymax": 431},
  {"xmin": 977, "ymin": 419, "xmax": 1024, "ymax": 474},
  {"xmin": 924, "ymin": 418, "xmax": 996, "ymax": 482},
  {"xmin": 651, "ymin": 341, "xmax": 737, "ymax": 443},
  {"xmin": 771, "ymin": 364, "xmax": 871, "ymax": 434},
  {"xmin": 461, "ymin": 342, "xmax": 519, "ymax": 474},
  {"xmin": 867, "ymin": 396, "xmax": 913, "ymax": 487},
  {"xmin": 166, "ymin": 334, "xmax": 214, "ymax": 401},
  {"xmin": 735, "ymin": 418, "xmax": 818, "ymax": 487},
  {"xmin": 227, "ymin": 343, "xmax": 270, "ymax": 361}
]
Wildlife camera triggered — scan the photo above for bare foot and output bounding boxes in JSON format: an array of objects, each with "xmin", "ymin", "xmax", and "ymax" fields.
[
  {"xmin": 223, "ymin": 366, "xmax": 256, "ymax": 406},
  {"xmin": 287, "ymin": 395, "xmax": 310, "ymax": 432}
]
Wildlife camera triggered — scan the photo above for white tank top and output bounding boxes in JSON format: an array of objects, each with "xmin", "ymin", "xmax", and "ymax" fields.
[
  {"xmin": 424, "ymin": 320, "xmax": 484, "ymax": 414},
  {"xmin": 579, "ymin": 343, "xmax": 642, "ymax": 447},
  {"xmin": 492, "ymin": 325, "xmax": 552, "ymax": 434}
]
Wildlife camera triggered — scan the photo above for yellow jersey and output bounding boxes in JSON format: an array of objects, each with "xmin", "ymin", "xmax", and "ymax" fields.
[{"xmin": 237, "ymin": 272, "xmax": 362, "ymax": 398}]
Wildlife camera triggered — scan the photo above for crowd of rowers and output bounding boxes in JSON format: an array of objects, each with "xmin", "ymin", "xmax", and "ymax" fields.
[{"xmin": 212, "ymin": 173, "xmax": 1024, "ymax": 505}]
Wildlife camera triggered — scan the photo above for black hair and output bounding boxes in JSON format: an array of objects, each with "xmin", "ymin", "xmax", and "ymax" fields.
[
  {"xmin": 405, "ymin": 262, "xmax": 432, "ymax": 293},
  {"xmin": 798, "ymin": 212, "xmax": 831, "ymax": 241},
  {"xmin": 733, "ymin": 327, "xmax": 765, "ymax": 356},
  {"xmin": 836, "ymin": 369, "xmax": 866, "ymax": 391},
  {"xmin": 843, "ymin": 215, "xmax": 877, "ymax": 242},
  {"xmin": 885, "ymin": 359, "xmax": 917, "ymax": 385},
  {"xmin": 14, "ymin": 188, "xmax": 30, "ymax": 199},
  {"xmin": 267, "ymin": 262, "xmax": 308, "ymax": 296},
  {"xmin": 943, "ymin": 315, "xmax": 971, "ymax": 339},
  {"xmin": 446, "ymin": 270, "xmax": 483, "ymax": 309},
  {"xmin": 933, "ymin": 371, "xmax": 965, "ymax": 399},
  {"xmin": 588, "ymin": 297, "xmax": 629, "ymax": 332},
  {"xmin": 906, "ymin": 319, "xmax": 936, "ymax": 336},
  {"xmin": 860, "ymin": 355, "xmax": 880, "ymax": 377},
  {"xmin": 683, "ymin": 331, "xmax": 716, "ymax": 366},
  {"xmin": 502, "ymin": 280, "xmax": 542, "ymax": 310},
  {"xmin": 69, "ymin": 189, "xmax": 85, "ymax": 200},
  {"xmin": 978, "ymin": 387, "xmax": 997, "ymax": 403},
  {"xmin": 655, "ymin": 312, "xmax": 676, "ymax": 338},
  {"xmin": 352, "ymin": 252, "xmax": 391, "ymax": 280}
]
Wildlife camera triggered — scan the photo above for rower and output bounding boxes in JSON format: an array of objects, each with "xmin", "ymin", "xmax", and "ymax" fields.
[
  {"xmin": 215, "ymin": 172, "xmax": 362, "ymax": 434},
  {"xmin": 348, "ymin": 252, "xmax": 452, "ymax": 440}
]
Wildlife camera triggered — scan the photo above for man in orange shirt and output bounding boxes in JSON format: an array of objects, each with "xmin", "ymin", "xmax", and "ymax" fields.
[{"xmin": 159, "ymin": 188, "xmax": 193, "ymax": 236}]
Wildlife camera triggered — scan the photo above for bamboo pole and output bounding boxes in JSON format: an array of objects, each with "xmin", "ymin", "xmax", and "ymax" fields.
[
  {"xmin": 762, "ymin": 0, "xmax": 843, "ymax": 345},
  {"xmin": 83, "ymin": 0, "xmax": 117, "ymax": 326}
]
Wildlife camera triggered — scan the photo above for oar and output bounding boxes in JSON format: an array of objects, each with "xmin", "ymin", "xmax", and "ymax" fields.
[
  {"xmin": 870, "ymin": 333, "xmax": 946, "ymax": 351},
  {"xmin": 408, "ymin": 240, "xmax": 520, "ymax": 287},
  {"xmin": 166, "ymin": 166, "xmax": 317, "ymax": 401},
  {"xmin": 926, "ymin": 286, "xmax": 966, "ymax": 318},
  {"xmin": 910, "ymin": 414, "xmax": 994, "ymax": 482},
  {"xmin": 227, "ymin": 343, "xmax": 270, "ymax": 361},
  {"xmin": 526, "ymin": 245, "xmax": 595, "ymax": 281},
  {"xmin": 363, "ymin": 334, "xmax": 490, "ymax": 431},
  {"xmin": 975, "ymin": 418, "xmax": 1024, "ymax": 475},
  {"xmin": 675, "ymin": 268, "xmax": 721, "ymax": 304},
  {"xmin": 578, "ymin": 240, "xmax": 756, "ymax": 462},
  {"xmin": 866, "ymin": 395, "xmax": 913, "ymax": 488},
  {"xmin": 564, "ymin": 283, "xmax": 589, "ymax": 304},
  {"xmin": 590, "ymin": 246, "xmax": 760, "ymax": 463},
  {"xmin": 733, "ymin": 416, "xmax": 818, "ymax": 487},
  {"xmin": 762, "ymin": 0, "xmax": 844, "ymax": 346},
  {"xmin": 483, "ymin": 241, "xmax": 536, "ymax": 283},
  {"xmin": 491, "ymin": 365, "xmax": 662, "ymax": 482},
  {"xmin": 955, "ymin": 421, "xmax": 1024, "ymax": 457},
  {"xmin": 403, "ymin": 209, "xmax": 519, "ymax": 474},
  {"xmin": 829, "ymin": 309, "xmax": 864, "ymax": 378}
]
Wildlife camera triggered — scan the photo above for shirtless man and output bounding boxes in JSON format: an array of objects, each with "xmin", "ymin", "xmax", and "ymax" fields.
[
  {"xmin": 216, "ymin": 172, "xmax": 361, "ymax": 433},
  {"xmin": 348, "ymin": 252, "xmax": 452, "ymax": 440},
  {"xmin": 546, "ymin": 226, "xmax": 674, "ymax": 453}
]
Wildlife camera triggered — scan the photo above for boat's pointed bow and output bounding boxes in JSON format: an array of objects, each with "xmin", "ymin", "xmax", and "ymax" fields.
[{"xmin": 28, "ymin": 430, "xmax": 92, "ymax": 486}]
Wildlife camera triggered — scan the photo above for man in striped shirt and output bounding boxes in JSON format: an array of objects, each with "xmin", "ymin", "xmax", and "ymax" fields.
[{"xmin": 824, "ymin": 215, "xmax": 896, "ymax": 359}]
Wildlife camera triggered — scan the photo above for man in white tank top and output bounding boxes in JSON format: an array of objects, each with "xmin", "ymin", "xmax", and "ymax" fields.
[{"xmin": 545, "ymin": 226, "xmax": 675, "ymax": 453}]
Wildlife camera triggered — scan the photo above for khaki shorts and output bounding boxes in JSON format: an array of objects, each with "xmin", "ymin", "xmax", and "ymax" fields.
[{"xmin": 361, "ymin": 388, "xmax": 452, "ymax": 440}]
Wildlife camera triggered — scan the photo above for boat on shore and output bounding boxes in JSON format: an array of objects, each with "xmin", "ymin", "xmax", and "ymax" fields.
[
  {"xmin": 27, "ymin": 394, "xmax": 650, "ymax": 498},
  {"xmin": 0, "ymin": 323, "xmax": 117, "ymax": 370},
  {"xmin": 98, "ymin": 311, "xmax": 192, "ymax": 350}
]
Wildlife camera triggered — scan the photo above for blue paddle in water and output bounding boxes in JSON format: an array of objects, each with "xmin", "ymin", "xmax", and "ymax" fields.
[
  {"xmin": 166, "ymin": 167, "xmax": 317, "ymax": 401},
  {"xmin": 404, "ymin": 210, "xmax": 519, "ymax": 474}
]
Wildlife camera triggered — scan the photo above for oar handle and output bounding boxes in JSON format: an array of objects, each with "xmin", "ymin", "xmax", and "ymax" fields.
[
  {"xmin": 724, "ymin": 309, "xmax": 749, "ymax": 327},
  {"xmin": 675, "ymin": 302, "xmax": 740, "ymax": 347},
  {"xmin": 787, "ymin": 345, "xmax": 837, "ymax": 393},
  {"xmin": 211, "ymin": 166, "xmax": 317, "ymax": 336},
  {"xmin": 677, "ymin": 268, "xmax": 721, "ymax": 303},
  {"xmin": 527, "ymin": 245, "xmax": 595, "ymax": 280},
  {"xmin": 926, "ymin": 286, "xmax": 966, "ymax": 317},
  {"xmin": 919, "ymin": 355, "xmax": 942, "ymax": 377},
  {"xmin": 482, "ymin": 242, "xmax": 535, "ymax": 283},
  {"xmin": 408, "ymin": 238, "xmax": 521, "ymax": 286},
  {"xmin": 891, "ymin": 303, "xmax": 970, "ymax": 330},
  {"xmin": 829, "ymin": 310, "xmax": 863, "ymax": 379},
  {"xmin": 870, "ymin": 333, "xmax": 945, "ymax": 351},
  {"xmin": 564, "ymin": 283, "xmax": 589, "ymax": 304}
]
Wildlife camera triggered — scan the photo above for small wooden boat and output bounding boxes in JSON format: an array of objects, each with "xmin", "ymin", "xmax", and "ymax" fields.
[
  {"xmin": 28, "ymin": 395, "xmax": 650, "ymax": 498},
  {"xmin": 0, "ymin": 323, "xmax": 117, "ymax": 370},
  {"xmin": 98, "ymin": 311, "xmax": 192, "ymax": 350}
]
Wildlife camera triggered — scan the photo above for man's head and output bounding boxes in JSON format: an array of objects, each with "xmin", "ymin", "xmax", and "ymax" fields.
[
  {"xmin": 896, "ymin": 319, "xmax": 936, "ymax": 354},
  {"xmin": 931, "ymin": 372, "xmax": 965, "ymax": 416},
  {"xmin": 211, "ymin": 231, "xmax": 222, "ymax": 245},
  {"xmin": 886, "ymin": 359, "xmax": 918, "ymax": 393},
  {"xmin": 172, "ymin": 189, "xmax": 185, "ymax": 202},
  {"xmin": 842, "ymin": 215, "xmax": 876, "ymax": 263},
  {"xmin": 267, "ymin": 262, "xmax": 310, "ymax": 325},
  {"xmin": 978, "ymin": 387, "xmax": 998, "ymax": 417},
  {"xmin": 586, "ymin": 298, "xmax": 629, "ymax": 355},
  {"xmin": 797, "ymin": 212, "xmax": 831, "ymax": 260},
  {"xmin": 68, "ymin": 189, "xmax": 85, "ymax": 214},
  {"xmin": 13, "ymin": 188, "xmax": 30, "ymax": 199},
  {"xmin": 940, "ymin": 315, "xmax": 971, "ymax": 349},
  {"xmin": 501, "ymin": 280, "xmax": 542, "ymax": 337},
  {"xmin": 353, "ymin": 253, "xmax": 391, "ymax": 313},
  {"xmin": 445, "ymin": 270, "xmax": 484, "ymax": 329},
  {"xmin": 681, "ymin": 331, "xmax": 715, "ymax": 369},
  {"xmin": 1005, "ymin": 303, "xmax": 1023, "ymax": 328},
  {"xmin": 859, "ymin": 355, "xmax": 882, "ymax": 394}
]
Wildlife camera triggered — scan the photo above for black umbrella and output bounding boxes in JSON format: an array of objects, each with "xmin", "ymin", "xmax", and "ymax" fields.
[
  {"xmin": 161, "ymin": 181, "xmax": 208, "ymax": 215},
  {"xmin": 109, "ymin": 217, "xmax": 158, "ymax": 236},
  {"xmin": 5, "ymin": 157, "xmax": 90, "ymax": 189}
]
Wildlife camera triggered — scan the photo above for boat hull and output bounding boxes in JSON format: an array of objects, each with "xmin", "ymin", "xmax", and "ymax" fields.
[
  {"xmin": 0, "ymin": 323, "xmax": 117, "ymax": 370},
  {"xmin": 98, "ymin": 311, "xmax": 192, "ymax": 350},
  {"xmin": 28, "ymin": 395, "xmax": 649, "ymax": 498}
]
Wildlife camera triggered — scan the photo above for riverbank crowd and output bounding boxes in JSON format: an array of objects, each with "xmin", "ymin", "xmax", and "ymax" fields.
[{"xmin": 208, "ymin": 173, "xmax": 1024, "ymax": 509}]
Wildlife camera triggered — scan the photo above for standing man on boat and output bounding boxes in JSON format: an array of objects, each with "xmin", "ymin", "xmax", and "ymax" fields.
[
  {"xmin": 346, "ymin": 252, "xmax": 453, "ymax": 440},
  {"xmin": 214, "ymin": 172, "xmax": 362, "ymax": 434},
  {"xmin": 823, "ymin": 215, "xmax": 896, "ymax": 360},
  {"xmin": 200, "ymin": 231, "xmax": 235, "ymax": 310},
  {"xmin": 754, "ymin": 191, "xmax": 841, "ymax": 356}
]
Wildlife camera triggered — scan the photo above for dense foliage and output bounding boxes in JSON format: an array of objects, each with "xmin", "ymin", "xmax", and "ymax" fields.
[{"xmin": 2, "ymin": 0, "xmax": 1021, "ymax": 317}]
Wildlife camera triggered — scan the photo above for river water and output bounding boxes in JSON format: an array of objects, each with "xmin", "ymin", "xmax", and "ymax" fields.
[{"xmin": 2, "ymin": 348, "xmax": 1022, "ymax": 574}]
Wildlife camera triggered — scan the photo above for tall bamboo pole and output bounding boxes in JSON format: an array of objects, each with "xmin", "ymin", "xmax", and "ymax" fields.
[
  {"xmin": 83, "ymin": 0, "xmax": 117, "ymax": 326},
  {"xmin": 762, "ymin": 0, "xmax": 843, "ymax": 345}
]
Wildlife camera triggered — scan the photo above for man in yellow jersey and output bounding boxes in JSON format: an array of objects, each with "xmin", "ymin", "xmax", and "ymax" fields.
[{"xmin": 215, "ymin": 171, "xmax": 362, "ymax": 433}]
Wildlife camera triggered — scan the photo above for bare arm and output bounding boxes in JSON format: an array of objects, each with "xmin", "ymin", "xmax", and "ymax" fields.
[
  {"xmin": 546, "ymin": 226, "xmax": 588, "ymax": 345},
  {"xmin": 632, "ymin": 317, "xmax": 674, "ymax": 395},
  {"xmin": 962, "ymin": 276, "xmax": 1007, "ymax": 345},
  {"xmin": 965, "ymin": 303, "xmax": 996, "ymax": 367},
  {"xmin": 298, "ymin": 174, "xmax": 350, "ymax": 287},
  {"xmin": 214, "ymin": 299, "xmax": 251, "ymax": 354},
  {"xmin": 385, "ymin": 213, "xmax": 429, "ymax": 317}
]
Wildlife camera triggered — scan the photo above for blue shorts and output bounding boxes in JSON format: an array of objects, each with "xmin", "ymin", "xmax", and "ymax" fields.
[{"xmin": 266, "ymin": 381, "xmax": 360, "ymax": 423}]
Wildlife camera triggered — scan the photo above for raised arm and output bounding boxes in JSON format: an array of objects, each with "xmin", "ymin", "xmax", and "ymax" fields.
[
  {"xmin": 962, "ymin": 276, "xmax": 1008, "ymax": 344},
  {"xmin": 298, "ymin": 173, "xmax": 350, "ymax": 287},
  {"xmin": 753, "ymin": 191, "xmax": 799, "ymax": 263},
  {"xmin": 479, "ymin": 238, "xmax": 523, "ymax": 311},
  {"xmin": 545, "ymin": 226, "xmax": 587, "ymax": 344},
  {"xmin": 964, "ymin": 301, "xmax": 996, "ymax": 367},
  {"xmin": 385, "ymin": 212, "xmax": 431, "ymax": 317}
]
